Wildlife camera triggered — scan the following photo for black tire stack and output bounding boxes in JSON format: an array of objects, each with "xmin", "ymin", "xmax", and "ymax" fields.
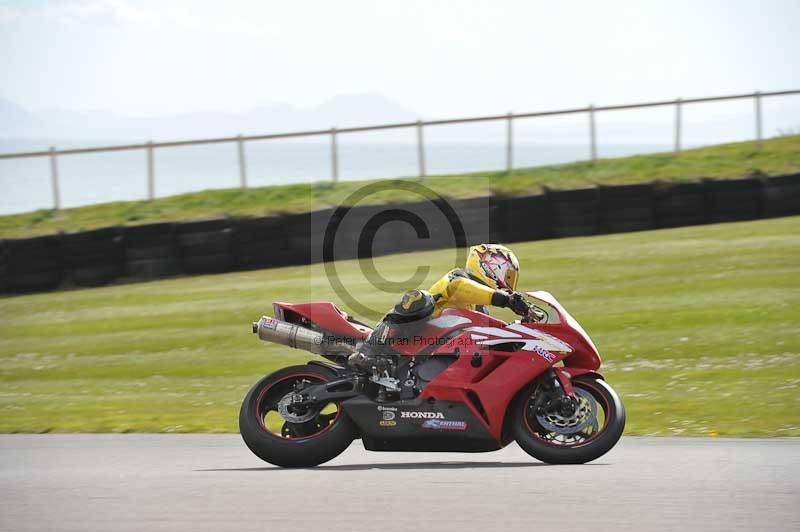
[
  {"xmin": 4, "ymin": 235, "xmax": 63, "ymax": 293},
  {"xmin": 449, "ymin": 197, "xmax": 497, "ymax": 247},
  {"xmin": 62, "ymin": 227, "xmax": 124, "ymax": 287},
  {"xmin": 654, "ymin": 182, "xmax": 707, "ymax": 228},
  {"xmin": 762, "ymin": 173, "xmax": 800, "ymax": 218},
  {"xmin": 123, "ymin": 223, "xmax": 181, "ymax": 280},
  {"xmin": 547, "ymin": 188, "xmax": 601, "ymax": 237},
  {"xmin": 705, "ymin": 178, "xmax": 763, "ymax": 223},
  {"xmin": 279, "ymin": 212, "xmax": 312, "ymax": 266},
  {"xmin": 233, "ymin": 216, "xmax": 288, "ymax": 271},
  {"xmin": 176, "ymin": 219, "xmax": 234, "ymax": 274},
  {"xmin": 495, "ymin": 194, "xmax": 552, "ymax": 244},
  {"xmin": 600, "ymin": 183, "xmax": 654, "ymax": 233},
  {"xmin": 309, "ymin": 208, "xmax": 336, "ymax": 263},
  {"xmin": 349, "ymin": 202, "xmax": 443, "ymax": 257},
  {"xmin": 0, "ymin": 240, "xmax": 8, "ymax": 295},
  {"xmin": 345, "ymin": 204, "xmax": 396, "ymax": 258}
]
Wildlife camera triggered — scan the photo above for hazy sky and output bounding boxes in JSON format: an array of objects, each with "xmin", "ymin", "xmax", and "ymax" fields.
[{"xmin": 1, "ymin": 0, "xmax": 798, "ymax": 118}]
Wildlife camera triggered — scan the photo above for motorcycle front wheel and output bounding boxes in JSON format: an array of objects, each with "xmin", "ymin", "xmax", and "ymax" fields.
[
  {"xmin": 239, "ymin": 364, "xmax": 356, "ymax": 467},
  {"xmin": 511, "ymin": 375, "xmax": 625, "ymax": 464}
]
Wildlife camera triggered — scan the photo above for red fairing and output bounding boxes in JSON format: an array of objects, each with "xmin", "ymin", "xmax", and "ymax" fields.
[
  {"xmin": 422, "ymin": 350, "xmax": 561, "ymax": 441},
  {"xmin": 525, "ymin": 322, "xmax": 601, "ymax": 371},
  {"xmin": 273, "ymin": 301, "xmax": 371, "ymax": 340},
  {"xmin": 525, "ymin": 291, "xmax": 602, "ymax": 371},
  {"xmin": 273, "ymin": 298, "xmax": 602, "ymax": 444},
  {"xmin": 416, "ymin": 306, "xmax": 602, "ymax": 441}
]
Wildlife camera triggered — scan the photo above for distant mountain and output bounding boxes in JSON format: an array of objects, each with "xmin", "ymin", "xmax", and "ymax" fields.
[
  {"xmin": 0, "ymin": 98, "xmax": 41, "ymax": 136},
  {"xmin": 3, "ymin": 92, "xmax": 788, "ymax": 147},
  {"xmin": 0, "ymin": 93, "xmax": 419, "ymax": 141}
]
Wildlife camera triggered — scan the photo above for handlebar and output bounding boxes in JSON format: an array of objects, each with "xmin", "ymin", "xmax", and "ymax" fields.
[{"xmin": 524, "ymin": 303, "xmax": 548, "ymax": 323}]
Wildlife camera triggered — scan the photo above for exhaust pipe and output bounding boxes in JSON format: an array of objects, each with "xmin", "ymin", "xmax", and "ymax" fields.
[{"xmin": 252, "ymin": 316, "xmax": 355, "ymax": 355}]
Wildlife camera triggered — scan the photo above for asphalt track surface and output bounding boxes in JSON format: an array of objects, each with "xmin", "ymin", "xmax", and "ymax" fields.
[{"xmin": 0, "ymin": 435, "xmax": 798, "ymax": 532}]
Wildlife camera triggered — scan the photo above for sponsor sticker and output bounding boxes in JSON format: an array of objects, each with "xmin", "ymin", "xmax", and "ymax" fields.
[
  {"xmin": 400, "ymin": 411, "xmax": 445, "ymax": 419},
  {"xmin": 377, "ymin": 405, "xmax": 397, "ymax": 420},
  {"xmin": 422, "ymin": 419, "xmax": 467, "ymax": 431},
  {"xmin": 379, "ymin": 420, "xmax": 397, "ymax": 427},
  {"xmin": 262, "ymin": 317, "xmax": 279, "ymax": 330},
  {"xmin": 530, "ymin": 344, "xmax": 556, "ymax": 362}
]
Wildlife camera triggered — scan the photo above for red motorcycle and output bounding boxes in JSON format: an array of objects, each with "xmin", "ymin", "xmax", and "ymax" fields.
[{"xmin": 240, "ymin": 291, "xmax": 625, "ymax": 467}]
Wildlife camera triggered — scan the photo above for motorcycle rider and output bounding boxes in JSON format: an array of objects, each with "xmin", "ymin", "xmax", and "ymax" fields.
[
  {"xmin": 349, "ymin": 243, "xmax": 533, "ymax": 370},
  {"xmin": 427, "ymin": 243, "xmax": 529, "ymax": 318}
]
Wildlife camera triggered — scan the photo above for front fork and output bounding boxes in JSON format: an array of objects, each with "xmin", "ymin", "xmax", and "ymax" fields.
[
  {"xmin": 551, "ymin": 367, "xmax": 577, "ymax": 399},
  {"xmin": 534, "ymin": 368, "xmax": 578, "ymax": 418}
]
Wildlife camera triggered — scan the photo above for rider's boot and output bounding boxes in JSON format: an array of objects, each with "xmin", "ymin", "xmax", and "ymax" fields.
[
  {"xmin": 348, "ymin": 320, "xmax": 391, "ymax": 372},
  {"xmin": 347, "ymin": 350, "xmax": 379, "ymax": 372}
]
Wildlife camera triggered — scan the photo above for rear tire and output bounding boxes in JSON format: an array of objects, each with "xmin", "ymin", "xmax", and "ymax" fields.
[
  {"xmin": 512, "ymin": 375, "xmax": 625, "ymax": 464},
  {"xmin": 239, "ymin": 364, "xmax": 356, "ymax": 468}
]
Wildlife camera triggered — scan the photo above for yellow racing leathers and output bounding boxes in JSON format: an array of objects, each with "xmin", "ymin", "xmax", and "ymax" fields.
[
  {"xmin": 348, "ymin": 268, "xmax": 529, "ymax": 370},
  {"xmin": 427, "ymin": 268, "xmax": 511, "ymax": 317}
]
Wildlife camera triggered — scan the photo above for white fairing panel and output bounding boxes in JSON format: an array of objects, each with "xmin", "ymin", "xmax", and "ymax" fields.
[
  {"xmin": 506, "ymin": 323, "xmax": 573, "ymax": 352},
  {"xmin": 465, "ymin": 326, "xmax": 524, "ymax": 338},
  {"xmin": 427, "ymin": 315, "xmax": 473, "ymax": 329},
  {"xmin": 466, "ymin": 323, "xmax": 574, "ymax": 354}
]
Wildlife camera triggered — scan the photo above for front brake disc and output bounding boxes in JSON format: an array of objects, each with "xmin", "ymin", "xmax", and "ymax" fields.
[{"xmin": 536, "ymin": 388, "xmax": 598, "ymax": 435}]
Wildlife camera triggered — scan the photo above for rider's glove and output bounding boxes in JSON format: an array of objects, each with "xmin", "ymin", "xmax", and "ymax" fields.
[
  {"xmin": 507, "ymin": 292, "xmax": 531, "ymax": 316},
  {"xmin": 493, "ymin": 290, "xmax": 530, "ymax": 316}
]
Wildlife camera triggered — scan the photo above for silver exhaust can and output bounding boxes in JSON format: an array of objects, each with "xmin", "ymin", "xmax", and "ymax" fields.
[{"xmin": 252, "ymin": 316, "xmax": 354, "ymax": 355}]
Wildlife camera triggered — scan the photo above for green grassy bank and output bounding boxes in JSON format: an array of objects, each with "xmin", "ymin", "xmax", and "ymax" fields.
[{"xmin": 1, "ymin": 135, "xmax": 798, "ymax": 238}]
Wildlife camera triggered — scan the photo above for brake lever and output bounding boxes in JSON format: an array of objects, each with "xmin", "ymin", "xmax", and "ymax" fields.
[{"xmin": 526, "ymin": 305, "xmax": 547, "ymax": 323}]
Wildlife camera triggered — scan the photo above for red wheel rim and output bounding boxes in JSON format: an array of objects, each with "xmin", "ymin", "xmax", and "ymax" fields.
[
  {"xmin": 522, "ymin": 380, "xmax": 611, "ymax": 448},
  {"xmin": 255, "ymin": 373, "xmax": 342, "ymax": 441}
]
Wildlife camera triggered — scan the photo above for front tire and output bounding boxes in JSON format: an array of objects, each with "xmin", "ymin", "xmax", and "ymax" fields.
[
  {"xmin": 239, "ymin": 364, "xmax": 356, "ymax": 467},
  {"xmin": 511, "ymin": 375, "xmax": 625, "ymax": 464}
]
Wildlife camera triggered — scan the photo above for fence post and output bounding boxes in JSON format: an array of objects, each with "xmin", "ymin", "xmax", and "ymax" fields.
[
  {"xmin": 146, "ymin": 141, "xmax": 155, "ymax": 200},
  {"xmin": 589, "ymin": 104, "xmax": 597, "ymax": 161},
  {"xmin": 49, "ymin": 146, "xmax": 61, "ymax": 210},
  {"xmin": 506, "ymin": 111, "xmax": 514, "ymax": 172},
  {"xmin": 330, "ymin": 127, "xmax": 339, "ymax": 182},
  {"xmin": 237, "ymin": 134, "xmax": 248, "ymax": 189},
  {"xmin": 754, "ymin": 91, "xmax": 763, "ymax": 149},
  {"xmin": 416, "ymin": 120, "xmax": 426, "ymax": 178},
  {"xmin": 674, "ymin": 97, "xmax": 682, "ymax": 153}
]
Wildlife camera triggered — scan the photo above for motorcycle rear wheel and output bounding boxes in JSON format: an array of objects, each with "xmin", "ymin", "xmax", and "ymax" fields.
[
  {"xmin": 511, "ymin": 375, "xmax": 625, "ymax": 464},
  {"xmin": 239, "ymin": 364, "xmax": 357, "ymax": 468}
]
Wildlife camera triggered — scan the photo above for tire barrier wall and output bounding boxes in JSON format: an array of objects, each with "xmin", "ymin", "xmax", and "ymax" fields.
[
  {"xmin": 1, "ymin": 173, "xmax": 798, "ymax": 295},
  {"xmin": 176, "ymin": 219, "xmax": 235, "ymax": 274},
  {"xmin": 62, "ymin": 226, "xmax": 124, "ymax": 287},
  {"xmin": 124, "ymin": 222, "xmax": 181, "ymax": 280},
  {"xmin": 4, "ymin": 235, "xmax": 63, "ymax": 293}
]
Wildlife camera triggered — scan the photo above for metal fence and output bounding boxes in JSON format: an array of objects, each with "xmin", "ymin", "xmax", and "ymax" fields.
[{"xmin": 1, "ymin": 89, "xmax": 798, "ymax": 209}]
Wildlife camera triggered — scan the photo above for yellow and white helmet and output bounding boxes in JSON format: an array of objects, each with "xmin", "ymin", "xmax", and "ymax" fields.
[{"xmin": 465, "ymin": 244, "xmax": 520, "ymax": 291}]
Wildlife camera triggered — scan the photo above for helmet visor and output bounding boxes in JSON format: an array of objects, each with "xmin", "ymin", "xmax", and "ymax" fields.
[{"xmin": 504, "ymin": 267, "xmax": 519, "ymax": 291}]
